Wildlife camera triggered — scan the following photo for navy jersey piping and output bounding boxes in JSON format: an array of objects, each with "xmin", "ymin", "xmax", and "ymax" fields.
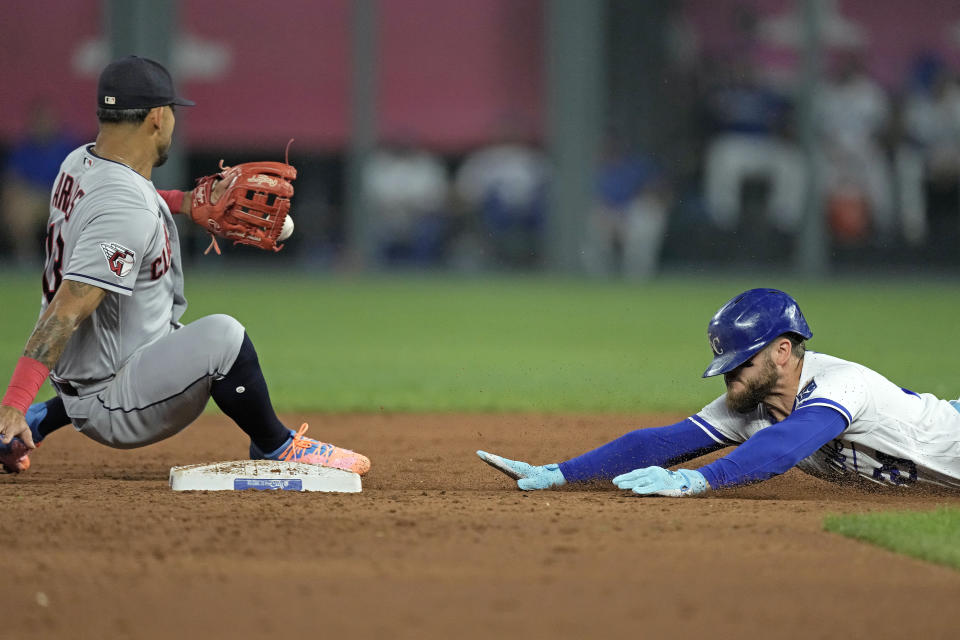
[{"xmin": 96, "ymin": 373, "xmax": 209, "ymax": 413}]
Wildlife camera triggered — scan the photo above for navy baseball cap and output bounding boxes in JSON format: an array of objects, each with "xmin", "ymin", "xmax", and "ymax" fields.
[
  {"xmin": 97, "ymin": 55, "xmax": 195, "ymax": 110},
  {"xmin": 702, "ymin": 288, "xmax": 812, "ymax": 378}
]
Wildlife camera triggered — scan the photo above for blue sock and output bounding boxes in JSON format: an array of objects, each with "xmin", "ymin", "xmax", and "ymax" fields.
[
  {"xmin": 262, "ymin": 433, "xmax": 295, "ymax": 458},
  {"xmin": 26, "ymin": 396, "xmax": 70, "ymax": 443}
]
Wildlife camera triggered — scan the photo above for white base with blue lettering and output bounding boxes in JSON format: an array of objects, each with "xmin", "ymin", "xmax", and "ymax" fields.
[{"xmin": 169, "ymin": 460, "xmax": 362, "ymax": 493}]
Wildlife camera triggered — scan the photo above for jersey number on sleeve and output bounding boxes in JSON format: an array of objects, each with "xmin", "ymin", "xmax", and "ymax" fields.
[{"xmin": 42, "ymin": 222, "xmax": 65, "ymax": 303}]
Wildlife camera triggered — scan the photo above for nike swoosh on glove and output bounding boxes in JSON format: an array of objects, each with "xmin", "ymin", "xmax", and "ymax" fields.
[
  {"xmin": 476, "ymin": 450, "xmax": 567, "ymax": 490},
  {"xmin": 612, "ymin": 466, "xmax": 709, "ymax": 497}
]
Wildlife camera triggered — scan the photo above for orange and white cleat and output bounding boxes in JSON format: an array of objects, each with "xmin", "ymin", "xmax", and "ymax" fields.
[{"xmin": 250, "ymin": 424, "xmax": 370, "ymax": 476}]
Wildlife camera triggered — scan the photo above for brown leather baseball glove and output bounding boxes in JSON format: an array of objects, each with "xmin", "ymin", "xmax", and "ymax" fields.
[{"xmin": 189, "ymin": 157, "xmax": 297, "ymax": 253}]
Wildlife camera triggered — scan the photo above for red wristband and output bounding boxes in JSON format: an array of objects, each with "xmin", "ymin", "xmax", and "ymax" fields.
[
  {"xmin": 157, "ymin": 189, "xmax": 186, "ymax": 214},
  {"xmin": 2, "ymin": 357, "xmax": 50, "ymax": 414}
]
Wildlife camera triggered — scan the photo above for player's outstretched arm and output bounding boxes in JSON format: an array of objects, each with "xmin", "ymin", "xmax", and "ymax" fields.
[
  {"xmin": 478, "ymin": 419, "xmax": 728, "ymax": 491},
  {"xmin": 557, "ymin": 418, "xmax": 726, "ymax": 484},
  {"xmin": 0, "ymin": 281, "xmax": 105, "ymax": 447},
  {"xmin": 612, "ymin": 406, "xmax": 849, "ymax": 498},
  {"xmin": 476, "ymin": 451, "xmax": 567, "ymax": 490}
]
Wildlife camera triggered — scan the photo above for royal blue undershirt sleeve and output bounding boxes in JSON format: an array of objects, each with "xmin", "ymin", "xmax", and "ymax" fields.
[
  {"xmin": 698, "ymin": 405, "xmax": 847, "ymax": 489},
  {"xmin": 558, "ymin": 419, "xmax": 726, "ymax": 483}
]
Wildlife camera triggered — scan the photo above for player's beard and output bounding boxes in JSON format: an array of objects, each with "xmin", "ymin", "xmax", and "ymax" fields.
[
  {"xmin": 725, "ymin": 352, "xmax": 779, "ymax": 414},
  {"xmin": 154, "ymin": 139, "xmax": 171, "ymax": 167}
]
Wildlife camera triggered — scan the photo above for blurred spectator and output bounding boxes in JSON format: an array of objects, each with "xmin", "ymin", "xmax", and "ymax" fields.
[
  {"xmin": 815, "ymin": 54, "xmax": 894, "ymax": 244},
  {"xmin": 898, "ymin": 55, "xmax": 960, "ymax": 249},
  {"xmin": 701, "ymin": 60, "xmax": 805, "ymax": 234},
  {"xmin": 1, "ymin": 100, "xmax": 77, "ymax": 266},
  {"xmin": 582, "ymin": 138, "xmax": 670, "ymax": 279},
  {"xmin": 453, "ymin": 124, "xmax": 549, "ymax": 269},
  {"xmin": 363, "ymin": 141, "xmax": 451, "ymax": 267}
]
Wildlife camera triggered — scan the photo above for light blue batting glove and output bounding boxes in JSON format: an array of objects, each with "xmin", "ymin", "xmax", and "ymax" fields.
[
  {"xmin": 612, "ymin": 466, "xmax": 709, "ymax": 497},
  {"xmin": 476, "ymin": 450, "xmax": 567, "ymax": 490}
]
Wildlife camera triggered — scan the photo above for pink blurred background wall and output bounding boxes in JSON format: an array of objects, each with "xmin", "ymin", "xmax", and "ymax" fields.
[
  {"xmin": 1, "ymin": 0, "xmax": 543, "ymax": 151},
  {"xmin": 3, "ymin": 0, "xmax": 960, "ymax": 151}
]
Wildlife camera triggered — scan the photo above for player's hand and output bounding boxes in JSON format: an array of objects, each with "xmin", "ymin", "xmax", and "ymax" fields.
[
  {"xmin": 182, "ymin": 179, "xmax": 228, "ymax": 216},
  {"xmin": 209, "ymin": 175, "xmax": 228, "ymax": 204},
  {"xmin": 0, "ymin": 405, "xmax": 36, "ymax": 449},
  {"xmin": 476, "ymin": 450, "xmax": 566, "ymax": 490},
  {"xmin": 613, "ymin": 466, "xmax": 708, "ymax": 497}
]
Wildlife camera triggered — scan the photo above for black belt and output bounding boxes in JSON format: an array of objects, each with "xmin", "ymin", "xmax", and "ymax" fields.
[
  {"xmin": 53, "ymin": 381, "xmax": 79, "ymax": 397},
  {"xmin": 53, "ymin": 377, "xmax": 112, "ymax": 397}
]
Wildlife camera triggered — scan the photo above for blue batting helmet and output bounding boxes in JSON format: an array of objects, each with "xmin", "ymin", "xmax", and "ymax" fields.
[{"xmin": 702, "ymin": 288, "xmax": 812, "ymax": 378}]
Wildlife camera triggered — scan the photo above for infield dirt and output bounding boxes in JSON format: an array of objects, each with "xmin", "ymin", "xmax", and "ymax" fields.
[{"xmin": 3, "ymin": 413, "xmax": 960, "ymax": 639}]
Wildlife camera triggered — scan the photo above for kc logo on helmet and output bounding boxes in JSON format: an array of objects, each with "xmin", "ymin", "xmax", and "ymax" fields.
[{"xmin": 709, "ymin": 334, "xmax": 724, "ymax": 355}]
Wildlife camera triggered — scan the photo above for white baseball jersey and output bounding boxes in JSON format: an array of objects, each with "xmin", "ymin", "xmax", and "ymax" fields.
[
  {"xmin": 692, "ymin": 351, "xmax": 960, "ymax": 489},
  {"xmin": 42, "ymin": 144, "xmax": 186, "ymax": 387}
]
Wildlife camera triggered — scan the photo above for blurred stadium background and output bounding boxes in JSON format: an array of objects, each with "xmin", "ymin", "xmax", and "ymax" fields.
[
  {"xmin": 5, "ymin": 0, "xmax": 960, "ymax": 587},
  {"xmin": 5, "ymin": 0, "xmax": 960, "ymax": 277},
  {"xmin": 3, "ymin": 0, "xmax": 960, "ymax": 418}
]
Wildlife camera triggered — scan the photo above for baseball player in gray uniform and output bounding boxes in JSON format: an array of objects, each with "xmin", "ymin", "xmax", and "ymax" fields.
[{"xmin": 0, "ymin": 56, "xmax": 369, "ymax": 477}]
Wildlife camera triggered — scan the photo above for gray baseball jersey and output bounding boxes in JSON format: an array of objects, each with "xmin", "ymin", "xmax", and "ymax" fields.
[
  {"xmin": 44, "ymin": 144, "xmax": 186, "ymax": 386},
  {"xmin": 42, "ymin": 144, "xmax": 244, "ymax": 447}
]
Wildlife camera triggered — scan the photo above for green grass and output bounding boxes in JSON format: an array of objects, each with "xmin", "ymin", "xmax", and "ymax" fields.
[
  {"xmin": 7, "ymin": 269, "xmax": 958, "ymax": 566},
  {"xmin": 2, "ymin": 270, "xmax": 959, "ymax": 412},
  {"xmin": 824, "ymin": 508, "xmax": 960, "ymax": 570}
]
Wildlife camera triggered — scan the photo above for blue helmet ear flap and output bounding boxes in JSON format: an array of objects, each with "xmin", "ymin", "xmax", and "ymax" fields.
[{"xmin": 702, "ymin": 289, "xmax": 811, "ymax": 378}]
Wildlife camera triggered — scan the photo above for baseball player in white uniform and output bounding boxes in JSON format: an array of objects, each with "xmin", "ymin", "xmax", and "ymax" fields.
[
  {"xmin": 478, "ymin": 288, "xmax": 960, "ymax": 495},
  {"xmin": 0, "ymin": 56, "xmax": 369, "ymax": 477}
]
